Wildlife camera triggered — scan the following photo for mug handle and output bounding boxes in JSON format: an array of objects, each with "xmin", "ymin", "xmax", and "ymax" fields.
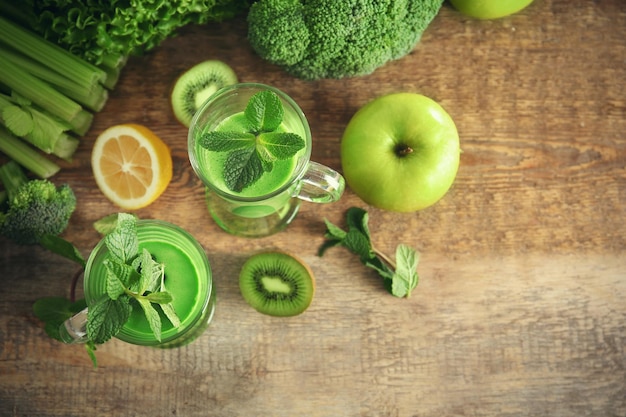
[
  {"xmin": 58, "ymin": 307, "xmax": 90, "ymax": 344},
  {"xmin": 296, "ymin": 161, "xmax": 345, "ymax": 203}
]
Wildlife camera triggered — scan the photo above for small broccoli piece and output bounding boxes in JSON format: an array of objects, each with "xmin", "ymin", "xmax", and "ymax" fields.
[
  {"xmin": 247, "ymin": 0, "xmax": 444, "ymax": 80},
  {"xmin": 0, "ymin": 161, "xmax": 76, "ymax": 245}
]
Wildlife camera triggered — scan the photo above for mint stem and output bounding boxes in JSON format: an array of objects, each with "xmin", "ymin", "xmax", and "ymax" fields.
[{"xmin": 372, "ymin": 244, "xmax": 396, "ymax": 271}]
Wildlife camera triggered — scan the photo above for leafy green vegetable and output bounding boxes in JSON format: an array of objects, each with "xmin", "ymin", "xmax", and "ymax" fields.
[
  {"xmin": 319, "ymin": 207, "xmax": 420, "ymax": 298},
  {"xmin": 199, "ymin": 90, "xmax": 305, "ymax": 192},
  {"xmin": 1, "ymin": 0, "xmax": 251, "ymax": 67},
  {"xmin": 0, "ymin": 126, "xmax": 60, "ymax": 179},
  {"xmin": 33, "ymin": 297, "xmax": 87, "ymax": 342},
  {"xmin": 247, "ymin": 0, "xmax": 444, "ymax": 80},
  {"xmin": 0, "ymin": 92, "xmax": 78, "ymax": 161}
]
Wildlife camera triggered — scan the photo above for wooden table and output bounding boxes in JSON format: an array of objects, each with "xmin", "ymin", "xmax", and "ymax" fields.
[{"xmin": 1, "ymin": 1, "xmax": 625, "ymax": 415}]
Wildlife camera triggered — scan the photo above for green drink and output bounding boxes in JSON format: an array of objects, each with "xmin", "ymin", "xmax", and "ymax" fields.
[
  {"xmin": 188, "ymin": 83, "xmax": 345, "ymax": 237},
  {"xmin": 83, "ymin": 220, "xmax": 215, "ymax": 347}
]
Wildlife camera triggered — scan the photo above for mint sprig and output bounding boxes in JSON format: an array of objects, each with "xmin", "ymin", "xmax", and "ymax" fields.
[
  {"xmin": 318, "ymin": 207, "xmax": 420, "ymax": 298},
  {"xmin": 86, "ymin": 213, "xmax": 181, "ymax": 345},
  {"xmin": 199, "ymin": 90, "xmax": 305, "ymax": 192}
]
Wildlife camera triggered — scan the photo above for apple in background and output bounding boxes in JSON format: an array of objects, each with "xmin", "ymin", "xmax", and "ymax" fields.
[
  {"xmin": 449, "ymin": 0, "xmax": 534, "ymax": 20},
  {"xmin": 340, "ymin": 93, "xmax": 460, "ymax": 213}
]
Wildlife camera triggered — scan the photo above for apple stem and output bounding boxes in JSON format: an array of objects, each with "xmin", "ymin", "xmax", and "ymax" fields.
[
  {"xmin": 372, "ymin": 245, "xmax": 396, "ymax": 271},
  {"xmin": 395, "ymin": 144, "xmax": 413, "ymax": 157}
]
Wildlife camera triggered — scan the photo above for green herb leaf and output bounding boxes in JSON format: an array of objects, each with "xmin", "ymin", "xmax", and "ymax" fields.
[
  {"xmin": 39, "ymin": 234, "xmax": 86, "ymax": 268},
  {"xmin": 137, "ymin": 298, "xmax": 162, "ymax": 342},
  {"xmin": 223, "ymin": 146, "xmax": 264, "ymax": 192},
  {"xmin": 160, "ymin": 303, "xmax": 181, "ymax": 329},
  {"xmin": 3, "ymin": 105, "xmax": 33, "ymax": 136},
  {"xmin": 391, "ymin": 244, "xmax": 420, "ymax": 298},
  {"xmin": 145, "ymin": 291, "xmax": 173, "ymax": 304},
  {"xmin": 85, "ymin": 341, "xmax": 98, "ymax": 368},
  {"xmin": 258, "ymin": 132, "xmax": 305, "ymax": 159},
  {"xmin": 199, "ymin": 131, "xmax": 255, "ymax": 152},
  {"xmin": 104, "ymin": 213, "xmax": 138, "ymax": 264},
  {"xmin": 244, "ymin": 90, "xmax": 284, "ymax": 132},
  {"xmin": 104, "ymin": 259, "xmax": 134, "ymax": 300},
  {"xmin": 33, "ymin": 297, "xmax": 87, "ymax": 342},
  {"xmin": 94, "ymin": 213, "xmax": 137, "ymax": 235},
  {"xmin": 87, "ymin": 295, "xmax": 132, "ymax": 345}
]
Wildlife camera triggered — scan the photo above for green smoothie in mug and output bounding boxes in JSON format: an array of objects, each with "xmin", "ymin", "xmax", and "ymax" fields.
[
  {"xmin": 60, "ymin": 217, "xmax": 215, "ymax": 348},
  {"xmin": 188, "ymin": 83, "xmax": 345, "ymax": 237}
]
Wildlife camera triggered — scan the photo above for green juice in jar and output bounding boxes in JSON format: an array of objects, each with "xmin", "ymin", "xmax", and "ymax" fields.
[{"xmin": 83, "ymin": 220, "xmax": 215, "ymax": 347}]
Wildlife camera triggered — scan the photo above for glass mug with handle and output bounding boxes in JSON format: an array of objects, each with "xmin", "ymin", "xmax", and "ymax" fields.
[
  {"xmin": 188, "ymin": 83, "xmax": 345, "ymax": 238},
  {"xmin": 59, "ymin": 219, "xmax": 216, "ymax": 348}
]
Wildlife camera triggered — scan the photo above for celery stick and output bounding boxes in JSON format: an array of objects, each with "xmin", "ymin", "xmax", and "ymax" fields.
[
  {"xmin": 0, "ymin": 126, "xmax": 60, "ymax": 179},
  {"xmin": 0, "ymin": 58, "xmax": 90, "ymax": 134},
  {"xmin": 0, "ymin": 16, "xmax": 107, "ymax": 88},
  {"xmin": 0, "ymin": 46, "xmax": 109, "ymax": 111},
  {"xmin": 0, "ymin": 94, "xmax": 79, "ymax": 160},
  {"xmin": 71, "ymin": 109, "xmax": 94, "ymax": 137}
]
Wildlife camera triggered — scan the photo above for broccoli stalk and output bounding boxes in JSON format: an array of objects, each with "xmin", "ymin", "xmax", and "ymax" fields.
[
  {"xmin": 0, "ymin": 160, "xmax": 76, "ymax": 245},
  {"xmin": 247, "ymin": 0, "xmax": 444, "ymax": 80}
]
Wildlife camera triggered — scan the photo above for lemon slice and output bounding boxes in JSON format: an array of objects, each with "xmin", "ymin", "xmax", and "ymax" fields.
[{"xmin": 92, "ymin": 124, "xmax": 173, "ymax": 210}]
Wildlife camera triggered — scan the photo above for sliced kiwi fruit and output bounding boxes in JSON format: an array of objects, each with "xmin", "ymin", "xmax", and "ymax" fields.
[
  {"xmin": 170, "ymin": 60, "xmax": 238, "ymax": 127},
  {"xmin": 239, "ymin": 251, "xmax": 315, "ymax": 317}
]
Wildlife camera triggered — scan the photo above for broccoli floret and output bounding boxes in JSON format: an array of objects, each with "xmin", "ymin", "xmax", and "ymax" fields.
[
  {"xmin": 0, "ymin": 161, "xmax": 76, "ymax": 245},
  {"xmin": 247, "ymin": 0, "xmax": 444, "ymax": 80}
]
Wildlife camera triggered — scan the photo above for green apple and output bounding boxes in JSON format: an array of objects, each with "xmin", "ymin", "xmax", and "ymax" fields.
[
  {"xmin": 341, "ymin": 93, "xmax": 460, "ymax": 212},
  {"xmin": 449, "ymin": 0, "xmax": 534, "ymax": 19}
]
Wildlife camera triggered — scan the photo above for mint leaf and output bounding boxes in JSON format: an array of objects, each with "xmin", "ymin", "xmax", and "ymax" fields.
[
  {"xmin": 137, "ymin": 298, "xmax": 162, "ymax": 342},
  {"xmin": 85, "ymin": 342, "xmax": 98, "ymax": 368},
  {"xmin": 199, "ymin": 131, "xmax": 255, "ymax": 152},
  {"xmin": 346, "ymin": 207, "xmax": 371, "ymax": 241},
  {"xmin": 145, "ymin": 291, "xmax": 173, "ymax": 304},
  {"xmin": 258, "ymin": 132, "xmax": 305, "ymax": 159},
  {"xmin": 160, "ymin": 303, "xmax": 181, "ymax": 329},
  {"xmin": 33, "ymin": 297, "xmax": 87, "ymax": 342},
  {"xmin": 39, "ymin": 234, "xmax": 86, "ymax": 268},
  {"xmin": 104, "ymin": 259, "xmax": 134, "ymax": 300},
  {"xmin": 223, "ymin": 147, "xmax": 264, "ymax": 192},
  {"xmin": 392, "ymin": 244, "xmax": 420, "ymax": 298},
  {"xmin": 343, "ymin": 229, "xmax": 374, "ymax": 261},
  {"xmin": 244, "ymin": 90, "xmax": 283, "ymax": 132},
  {"xmin": 87, "ymin": 295, "xmax": 132, "ymax": 345},
  {"xmin": 105, "ymin": 214, "xmax": 138, "ymax": 264},
  {"xmin": 94, "ymin": 213, "xmax": 137, "ymax": 235}
]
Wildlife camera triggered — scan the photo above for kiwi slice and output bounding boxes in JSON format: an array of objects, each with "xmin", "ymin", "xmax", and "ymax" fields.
[
  {"xmin": 170, "ymin": 60, "xmax": 238, "ymax": 127},
  {"xmin": 239, "ymin": 251, "xmax": 315, "ymax": 317}
]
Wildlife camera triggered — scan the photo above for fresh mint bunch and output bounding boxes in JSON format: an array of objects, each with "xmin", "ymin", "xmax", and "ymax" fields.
[
  {"xmin": 87, "ymin": 213, "xmax": 180, "ymax": 345},
  {"xmin": 318, "ymin": 207, "xmax": 420, "ymax": 298},
  {"xmin": 199, "ymin": 90, "xmax": 305, "ymax": 192}
]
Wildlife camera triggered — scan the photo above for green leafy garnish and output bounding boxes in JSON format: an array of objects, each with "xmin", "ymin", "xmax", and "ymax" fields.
[
  {"xmin": 199, "ymin": 90, "xmax": 305, "ymax": 192},
  {"xmin": 33, "ymin": 297, "xmax": 87, "ymax": 342},
  {"xmin": 318, "ymin": 207, "xmax": 420, "ymax": 298},
  {"xmin": 86, "ymin": 213, "xmax": 181, "ymax": 345}
]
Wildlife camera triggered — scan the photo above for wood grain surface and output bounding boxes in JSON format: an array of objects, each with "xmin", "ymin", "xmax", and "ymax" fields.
[{"xmin": 1, "ymin": 1, "xmax": 625, "ymax": 416}]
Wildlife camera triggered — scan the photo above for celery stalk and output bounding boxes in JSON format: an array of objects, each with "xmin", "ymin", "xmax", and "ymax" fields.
[
  {"xmin": 0, "ymin": 16, "xmax": 107, "ymax": 89},
  {"xmin": 0, "ymin": 93, "xmax": 79, "ymax": 161},
  {"xmin": 0, "ymin": 46, "xmax": 109, "ymax": 112},
  {"xmin": 0, "ymin": 58, "xmax": 90, "ymax": 134},
  {"xmin": 0, "ymin": 126, "xmax": 60, "ymax": 179}
]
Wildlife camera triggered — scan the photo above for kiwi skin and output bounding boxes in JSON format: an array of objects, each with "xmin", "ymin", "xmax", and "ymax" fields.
[
  {"xmin": 170, "ymin": 60, "xmax": 238, "ymax": 127},
  {"xmin": 239, "ymin": 251, "xmax": 315, "ymax": 317}
]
